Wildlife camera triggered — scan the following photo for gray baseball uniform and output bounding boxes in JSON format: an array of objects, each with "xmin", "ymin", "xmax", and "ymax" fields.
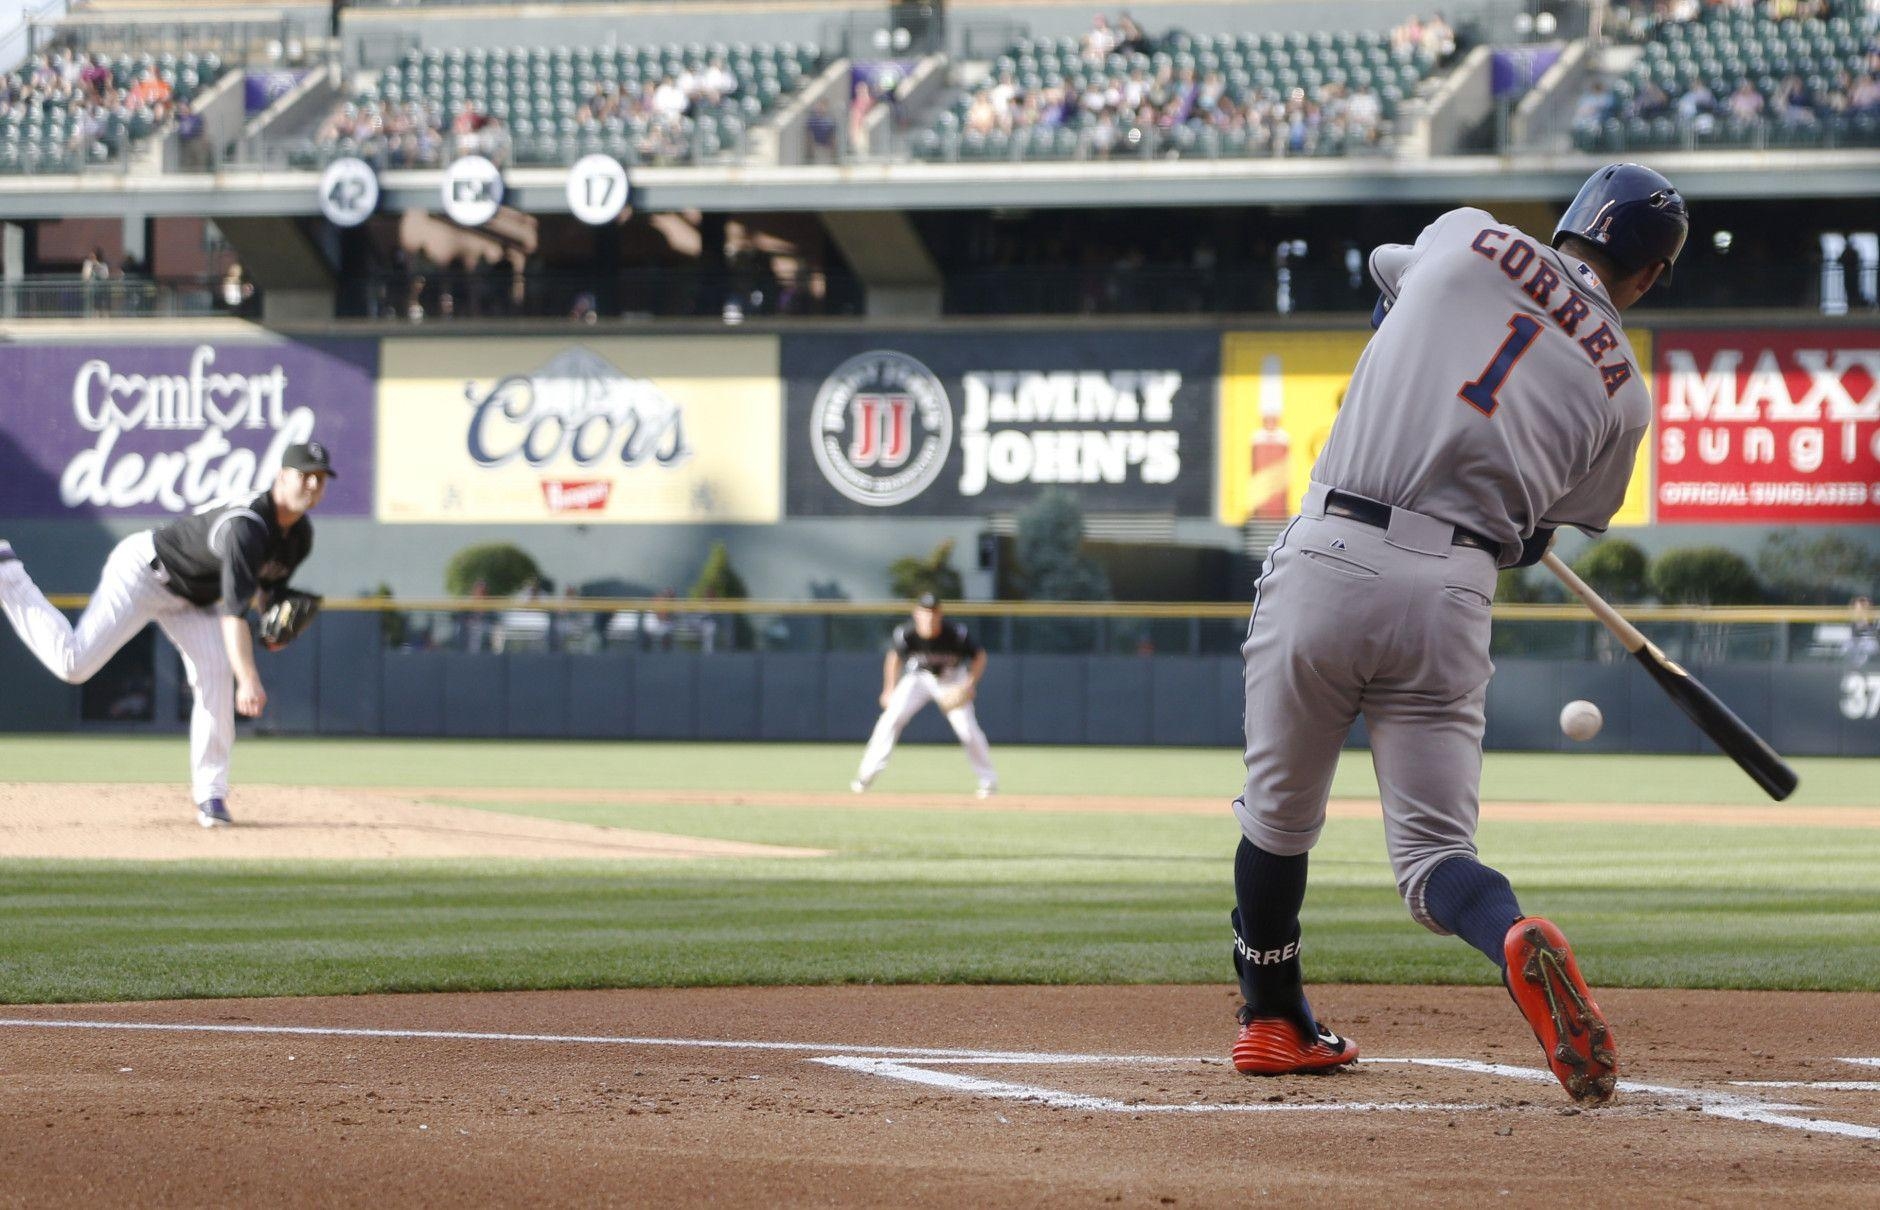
[{"xmin": 1234, "ymin": 206, "xmax": 1650, "ymax": 927}]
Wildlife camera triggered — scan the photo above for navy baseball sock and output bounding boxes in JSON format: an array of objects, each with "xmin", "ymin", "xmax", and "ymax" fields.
[
  {"xmin": 1422, "ymin": 856, "xmax": 1524, "ymax": 971},
  {"xmin": 1231, "ymin": 837, "xmax": 1313, "ymax": 1029}
]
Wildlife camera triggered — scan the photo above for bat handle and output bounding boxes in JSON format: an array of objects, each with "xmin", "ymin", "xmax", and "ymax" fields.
[{"xmin": 1540, "ymin": 551, "xmax": 1647, "ymax": 654}]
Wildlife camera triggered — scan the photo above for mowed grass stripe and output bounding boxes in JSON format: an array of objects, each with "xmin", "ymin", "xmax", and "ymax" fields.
[
  {"xmin": 0, "ymin": 738, "xmax": 1873, "ymax": 1002},
  {"xmin": 2, "ymin": 866, "xmax": 1871, "ymax": 1002},
  {"xmin": 0, "ymin": 737, "xmax": 1874, "ymax": 806},
  {"xmin": 1, "ymin": 809, "xmax": 1875, "ymax": 1001}
]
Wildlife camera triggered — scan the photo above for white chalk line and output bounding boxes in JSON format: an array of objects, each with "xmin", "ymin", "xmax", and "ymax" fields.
[
  {"xmin": 1389, "ymin": 1059, "xmax": 1880, "ymax": 1142},
  {"xmin": 811, "ymin": 1057, "xmax": 1490, "ymax": 1114},
  {"xmin": 1837, "ymin": 1057, "xmax": 1880, "ymax": 1069},
  {"xmin": 1730, "ymin": 1082, "xmax": 1880, "ymax": 1092},
  {"xmin": 2, "ymin": 1018, "xmax": 1874, "ymax": 1139},
  {"xmin": 0, "ymin": 1018, "xmax": 1197, "ymax": 1064}
]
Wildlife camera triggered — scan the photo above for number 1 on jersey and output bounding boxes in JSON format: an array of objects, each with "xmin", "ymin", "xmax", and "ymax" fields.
[{"xmin": 1458, "ymin": 314, "xmax": 1543, "ymax": 416}]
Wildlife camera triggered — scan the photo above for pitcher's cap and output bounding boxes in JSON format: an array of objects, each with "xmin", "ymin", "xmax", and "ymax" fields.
[{"xmin": 282, "ymin": 441, "xmax": 337, "ymax": 477}]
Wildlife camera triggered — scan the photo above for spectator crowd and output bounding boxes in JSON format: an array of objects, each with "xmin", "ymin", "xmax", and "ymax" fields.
[
  {"xmin": 308, "ymin": 43, "xmax": 814, "ymax": 169},
  {"xmin": 1575, "ymin": 0, "xmax": 1878, "ymax": 146},
  {"xmin": 934, "ymin": 12, "xmax": 1454, "ymax": 160},
  {"xmin": 1, "ymin": 48, "xmax": 211, "ymax": 168}
]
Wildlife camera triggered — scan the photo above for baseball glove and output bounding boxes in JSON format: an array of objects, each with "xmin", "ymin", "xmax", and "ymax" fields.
[
  {"xmin": 259, "ymin": 588, "xmax": 322, "ymax": 649},
  {"xmin": 933, "ymin": 682, "xmax": 976, "ymax": 713}
]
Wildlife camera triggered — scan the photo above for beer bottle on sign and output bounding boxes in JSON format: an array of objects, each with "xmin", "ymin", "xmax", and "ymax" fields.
[{"xmin": 1249, "ymin": 353, "xmax": 1292, "ymax": 520}]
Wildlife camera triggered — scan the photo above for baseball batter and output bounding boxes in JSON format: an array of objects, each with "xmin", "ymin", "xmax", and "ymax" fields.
[
  {"xmin": 0, "ymin": 442, "xmax": 336, "ymax": 827},
  {"xmin": 1228, "ymin": 164, "xmax": 1686, "ymax": 1105},
  {"xmin": 852, "ymin": 593, "xmax": 997, "ymax": 797}
]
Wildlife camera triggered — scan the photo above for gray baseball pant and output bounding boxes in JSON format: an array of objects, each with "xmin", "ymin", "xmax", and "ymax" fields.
[{"xmin": 1233, "ymin": 481, "xmax": 1501, "ymax": 931}]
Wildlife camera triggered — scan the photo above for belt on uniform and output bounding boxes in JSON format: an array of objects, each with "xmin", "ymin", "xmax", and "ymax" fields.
[{"xmin": 1321, "ymin": 490, "xmax": 1499, "ymax": 554}]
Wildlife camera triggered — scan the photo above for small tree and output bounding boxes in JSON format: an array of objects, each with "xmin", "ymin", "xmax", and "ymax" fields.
[
  {"xmin": 1009, "ymin": 490, "xmax": 1108, "ymax": 652},
  {"xmin": 445, "ymin": 543, "xmax": 542, "ymax": 597},
  {"xmin": 888, "ymin": 539, "xmax": 965, "ymax": 602},
  {"xmin": 365, "ymin": 582, "xmax": 407, "ymax": 649},
  {"xmin": 1572, "ymin": 539, "xmax": 1651, "ymax": 603},
  {"xmin": 1650, "ymin": 547, "xmax": 1761, "ymax": 605},
  {"xmin": 689, "ymin": 540, "xmax": 749, "ymax": 600},
  {"xmin": 1756, "ymin": 531, "xmax": 1880, "ymax": 604},
  {"xmin": 1012, "ymin": 489, "xmax": 1112, "ymax": 601},
  {"xmin": 1495, "ymin": 567, "xmax": 1545, "ymax": 603},
  {"xmin": 689, "ymin": 540, "xmax": 752, "ymax": 649}
]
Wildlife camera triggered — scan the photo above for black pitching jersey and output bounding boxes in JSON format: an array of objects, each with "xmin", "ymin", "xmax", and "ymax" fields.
[
  {"xmin": 893, "ymin": 620, "xmax": 982, "ymax": 677},
  {"xmin": 151, "ymin": 489, "xmax": 313, "ymax": 615}
]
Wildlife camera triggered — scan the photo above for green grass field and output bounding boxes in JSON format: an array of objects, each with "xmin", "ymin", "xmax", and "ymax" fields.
[{"xmin": 0, "ymin": 737, "xmax": 1874, "ymax": 1004}]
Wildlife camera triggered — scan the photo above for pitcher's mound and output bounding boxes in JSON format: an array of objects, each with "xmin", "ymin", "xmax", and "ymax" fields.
[{"xmin": 0, "ymin": 783, "xmax": 830, "ymax": 862}]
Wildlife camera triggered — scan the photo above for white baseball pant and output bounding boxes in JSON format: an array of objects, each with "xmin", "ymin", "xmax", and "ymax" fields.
[
  {"xmin": 856, "ymin": 668, "xmax": 996, "ymax": 789},
  {"xmin": 0, "ymin": 531, "xmax": 236, "ymax": 805}
]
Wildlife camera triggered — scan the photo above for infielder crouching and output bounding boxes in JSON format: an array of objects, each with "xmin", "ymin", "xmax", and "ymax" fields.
[
  {"xmin": 0, "ymin": 443, "xmax": 335, "ymax": 828},
  {"xmin": 852, "ymin": 593, "xmax": 997, "ymax": 798}
]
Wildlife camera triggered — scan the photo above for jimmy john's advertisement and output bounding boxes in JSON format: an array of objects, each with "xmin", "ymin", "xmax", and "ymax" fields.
[
  {"xmin": 783, "ymin": 330, "xmax": 1217, "ymax": 516},
  {"xmin": 375, "ymin": 337, "xmax": 781, "ymax": 523}
]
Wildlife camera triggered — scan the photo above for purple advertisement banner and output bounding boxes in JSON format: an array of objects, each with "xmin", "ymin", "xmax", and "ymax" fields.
[
  {"xmin": 245, "ymin": 69, "xmax": 308, "ymax": 115},
  {"xmin": 0, "ymin": 339, "xmax": 378, "ymax": 518},
  {"xmin": 1491, "ymin": 47, "xmax": 1563, "ymax": 100}
]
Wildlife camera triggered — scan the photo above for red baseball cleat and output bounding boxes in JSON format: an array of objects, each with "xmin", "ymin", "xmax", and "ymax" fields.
[
  {"xmin": 1232, "ymin": 1007, "xmax": 1360, "ymax": 1075},
  {"xmin": 1504, "ymin": 916, "xmax": 1619, "ymax": 1105}
]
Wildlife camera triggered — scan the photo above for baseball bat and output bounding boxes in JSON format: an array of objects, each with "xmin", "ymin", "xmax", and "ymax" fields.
[{"xmin": 1540, "ymin": 552, "xmax": 1799, "ymax": 801}]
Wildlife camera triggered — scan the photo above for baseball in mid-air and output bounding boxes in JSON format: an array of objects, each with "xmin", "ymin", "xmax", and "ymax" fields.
[{"xmin": 1560, "ymin": 699, "xmax": 1604, "ymax": 742}]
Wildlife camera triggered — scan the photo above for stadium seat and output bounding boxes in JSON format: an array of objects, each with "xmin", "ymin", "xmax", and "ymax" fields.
[{"xmin": 307, "ymin": 37, "xmax": 826, "ymax": 167}]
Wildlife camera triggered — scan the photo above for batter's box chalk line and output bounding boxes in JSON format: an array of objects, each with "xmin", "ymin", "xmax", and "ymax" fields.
[
  {"xmin": 0, "ymin": 1019, "xmax": 1874, "ymax": 1141},
  {"xmin": 1731, "ymin": 1059, "xmax": 1880, "ymax": 1093},
  {"xmin": 809, "ymin": 1056, "xmax": 1492, "ymax": 1115}
]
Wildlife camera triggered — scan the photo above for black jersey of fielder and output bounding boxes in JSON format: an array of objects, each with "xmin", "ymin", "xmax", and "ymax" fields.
[
  {"xmin": 893, "ymin": 621, "xmax": 982, "ymax": 677},
  {"xmin": 151, "ymin": 489, "xmax": 313, "ymax": 615}
]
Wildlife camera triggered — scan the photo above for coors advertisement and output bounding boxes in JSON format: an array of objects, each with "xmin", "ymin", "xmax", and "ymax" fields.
[
  {"xmin": 785, "ymin": 331, "xmax": 1216, "ymax": 515},
  {"xmin": 1654, "ymin": 329, "xmax": 1880, "ymax": 523},
  {"xmin": 0, "ymin": 339, "xmax": 377, "ymax": 518},
  {"xmin": 375, "ymin": 337, "xmax": 781, "ymax": 523}
]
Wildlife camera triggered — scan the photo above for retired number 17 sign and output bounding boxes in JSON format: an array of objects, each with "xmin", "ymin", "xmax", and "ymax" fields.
[{"xmin": 567, "ymin": 155, "xmax": 631, "ymax": 226}]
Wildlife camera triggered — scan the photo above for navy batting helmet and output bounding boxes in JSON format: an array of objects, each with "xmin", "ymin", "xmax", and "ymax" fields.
[{"xmin": 1552, "ymin": 163, "xmax": 1689, "ymax": 281}]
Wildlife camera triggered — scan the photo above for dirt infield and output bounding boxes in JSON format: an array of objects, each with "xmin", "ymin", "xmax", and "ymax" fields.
[
  {"xmin": 1, "ymin": 984, "xmax": 1874, "ymax": 1206},
  {"xmin": 0, "ymin": 783, "xmax": 829, "ymax": 861}
]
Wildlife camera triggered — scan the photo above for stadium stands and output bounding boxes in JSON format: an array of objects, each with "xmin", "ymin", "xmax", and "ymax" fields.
[
  {"xmin": 1573, "ymin": 1, "xmax": 1880, "ymax": 151},
  {"xmin": 0, "ymin": 49, "xmax": 225, "ymax": 173},
  {"xmin": 303, "ymin": 40, "xmax": 824, "ymax": 168},
  {"xmin": 912, "ymin": 17, "xmax": 1450, "ymax": 162}
]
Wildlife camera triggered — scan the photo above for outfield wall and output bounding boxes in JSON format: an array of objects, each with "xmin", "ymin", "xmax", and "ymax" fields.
[
  {"xmin": 0, "ymin": 318, "xmax": 1875, "ymax": 753},
  {"xmin": 1, "ymin": 613, "xmax": 1875, "ymax": 755}
]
